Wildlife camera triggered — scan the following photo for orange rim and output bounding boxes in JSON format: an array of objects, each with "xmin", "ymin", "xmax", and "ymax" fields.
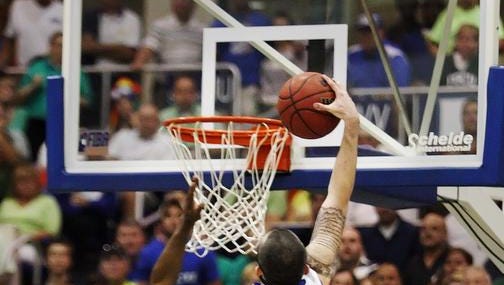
[{"xmin": 163, "ymin": 116, "xmax": 288, "ymax": 146}]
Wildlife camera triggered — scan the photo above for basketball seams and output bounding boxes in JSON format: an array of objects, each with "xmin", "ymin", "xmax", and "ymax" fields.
[
  {"xmin": 277, "ymin": 90, "xmax": 334, "ymax": 114},
  {"xmin": 283, "ymin": 72, "xmax": 321, "ymax": 99},
  {"xmin": 293, "ymin": 109, "xmax": 336, "ymax": 137}
]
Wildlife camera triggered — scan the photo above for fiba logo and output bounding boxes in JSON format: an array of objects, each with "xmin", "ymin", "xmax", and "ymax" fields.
[{"xmin": 408, "ymin": 132, "xmax": 474, "ymax": 153}]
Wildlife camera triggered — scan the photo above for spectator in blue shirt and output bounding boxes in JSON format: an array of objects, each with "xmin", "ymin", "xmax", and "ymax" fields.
[
  {"xmin": 212, "ymin": 0, "xmax": 271, "ymax": 115},
  {"xmin": 347, "ymin": 13, "xmax": 411, "ymax": 138},
  {"xmin": 131, "ymin": 199, "xmax": 221, "ymax": 285},
  {"xmin": 348, "ymin": 13, "xmax": 411, "ymax": 88}
]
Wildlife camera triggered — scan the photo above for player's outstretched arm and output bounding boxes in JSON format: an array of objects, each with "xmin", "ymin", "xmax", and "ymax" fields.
[
  {"xmin": 306, "ymin": 75, "xmax": 360, "ymax": 284},
  {"xmin": 150, "ymin": 177, "xmax": 203, "ymax": 285}
]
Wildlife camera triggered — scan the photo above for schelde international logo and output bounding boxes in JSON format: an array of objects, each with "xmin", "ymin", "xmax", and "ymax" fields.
[{"xmin": 408, "ymin": 132, "xmax": 473, "ymax": 153}]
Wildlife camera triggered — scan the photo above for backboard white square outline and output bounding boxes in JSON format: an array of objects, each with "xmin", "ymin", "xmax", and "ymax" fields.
[{"xmin": 200, "ymin": 24, "xmax": 348, "ymax": 147}]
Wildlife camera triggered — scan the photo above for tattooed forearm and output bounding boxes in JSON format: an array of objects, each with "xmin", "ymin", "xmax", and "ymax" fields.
[
  {"xmin": 311, "ymin": 207, "xmax": 345, "ymax": 251},
  {"xmin": 306, "ymin": 207, "xmax": 345, "ymax": 275}
]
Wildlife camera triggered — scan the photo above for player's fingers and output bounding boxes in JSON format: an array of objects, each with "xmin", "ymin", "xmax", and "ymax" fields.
[
  {"xmin": 195, "ymin": 203, "xmax": 204, "ymax": 216},
  {"xmin": 313, "ymin": 102, "xmax": 329, "ymax": 112},
  {"xmin": 322, "ymin": 75, "xmax": 351, "ymax": 103},
  {"xmin": 322, "ymin": 74, "xmax": 343, "ymax": 92},
  {"xmin": 322, "ymin": 74, "xmax": 337, "ymax": 89},
  {"xmin": 187, "ymin": 176, "xmax": 199, "ymax": 204}
]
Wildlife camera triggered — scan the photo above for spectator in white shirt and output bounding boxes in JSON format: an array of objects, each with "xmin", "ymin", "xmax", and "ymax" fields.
[
  {"xmin": 131, "ymin": 0, "xmax": 205, "ymax": 69},
  {"xmin": 82, "ymin": 0, "xmax": 141, "ymax": 66},
  {"xmin": 108, "ymin": 103, "xmax": 175, "ymax": 160},
  {"xmin": 0, "ymin": 0, "xmax": 63, "ymax": 67}
]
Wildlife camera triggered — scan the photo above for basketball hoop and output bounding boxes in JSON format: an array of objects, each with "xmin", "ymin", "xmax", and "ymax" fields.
[{"xmin": 163, "ymin": 116, "xmax": 291, "ymax": 256}]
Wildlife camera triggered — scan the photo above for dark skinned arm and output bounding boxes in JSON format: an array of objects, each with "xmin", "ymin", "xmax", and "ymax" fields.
[{"xmin": 150, "ymin": 177, "xmax": 203, "ymax": 285}]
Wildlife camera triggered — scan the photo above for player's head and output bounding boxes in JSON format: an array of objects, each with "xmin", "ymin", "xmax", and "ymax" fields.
[{"xmin": 256, "ymin": 229, "xmax": 307, "ymax": 285}]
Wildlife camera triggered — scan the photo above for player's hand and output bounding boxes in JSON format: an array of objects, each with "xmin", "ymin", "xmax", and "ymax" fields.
[
  {"xmin": 181, "ymin": 177, "xmax": 204, "ymax": 231},
  {"xmin": 313, "ymin": 75, "xmax": 359, "ymax": 126}
]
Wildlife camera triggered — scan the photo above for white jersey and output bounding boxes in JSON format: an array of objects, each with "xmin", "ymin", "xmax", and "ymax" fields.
[
  {"xmin": 303, "ymin": 267, "xmax": 324, "ymax": 285},
  {"xmin": 254, "ymin": 267, "xmax": 323, "ymax": 285}
]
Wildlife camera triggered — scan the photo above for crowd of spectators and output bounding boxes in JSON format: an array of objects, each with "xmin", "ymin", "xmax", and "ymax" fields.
[{"xmin": 0, "ymin": 0, "xmax": 501, "ymax": 285}]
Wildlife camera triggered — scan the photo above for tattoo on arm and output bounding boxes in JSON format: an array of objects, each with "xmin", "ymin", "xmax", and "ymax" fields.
[
  {"xmin": 306, "ymin": 207, "xmax": 346, "ymax": 278},
  {"xmin": 311, "ymin": 207, "xmax": 345, "ymax": 247}
]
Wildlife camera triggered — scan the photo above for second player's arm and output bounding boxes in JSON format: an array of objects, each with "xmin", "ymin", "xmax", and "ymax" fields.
[{"xmin": 150, "ymin": 178, "xmax": 203, "ymax": 285}]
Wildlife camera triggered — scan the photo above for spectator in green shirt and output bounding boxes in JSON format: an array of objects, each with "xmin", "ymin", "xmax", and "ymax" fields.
[
  {"xmin": 159, "ymin": 74, "xmax": 200, "ymax": 122},
  {"xmin": 0, "ymin": 162, "xmax": 61, "ymax": 241},
  {"xmin": 426, "ymin": 0, "xmax": 504, "ymax": 55},
  {"xmin": 15, "ymin": 31, "xmax": 93, "ymax": 161}
]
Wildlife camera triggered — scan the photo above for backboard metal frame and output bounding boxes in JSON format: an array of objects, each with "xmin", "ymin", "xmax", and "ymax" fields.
[{"xmin": 51, "ymin": 0, "xmax": 504, "ymax": 208}]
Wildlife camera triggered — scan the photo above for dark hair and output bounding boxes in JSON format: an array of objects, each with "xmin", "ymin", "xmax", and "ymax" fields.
[
  {"xmin": 172, "ymin": 73, "xmax": 199, "ymax": 92},
  {"xmin": 115, "ymin": 218, "xmax": 145, "ymax": 238},
  {"xmin": 447, "ymin": 247, "xmax": 473, "ymax": 265},
  {"xmin": 117, "ymin": 218, "xmax": 143, "ymax": 230},
  {"xmin": 159, "ymin": 198, "xmax": 183, "ymax": 218},
  {"xmin": 333, "ymin": 268, "xmax": 359, "ymax": 285},
  {"xmin": 256, "ymin": 229, "xmax": 306, "ymax": 285},
  {"xmin": 44, "ymin": 237, "xmax": 74, "ymax": 258},
  {"xmin": 100, "ymin": 243, "xmax": 129, "ymax": 261}
]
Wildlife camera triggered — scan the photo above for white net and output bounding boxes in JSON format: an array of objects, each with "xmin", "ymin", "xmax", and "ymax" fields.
[{"xmin": 165, "ymin": 117, "xmax": 290, "ymax": 257}]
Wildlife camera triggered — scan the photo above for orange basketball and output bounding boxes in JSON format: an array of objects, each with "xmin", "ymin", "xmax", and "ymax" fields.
[{"xmin": 277, "ymin": 72, "xmax": 340, "ymax": 139}]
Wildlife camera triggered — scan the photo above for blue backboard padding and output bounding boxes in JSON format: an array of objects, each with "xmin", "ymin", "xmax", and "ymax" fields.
[{"xmin": 46, "ymin": 67, "xmax": 504, "ymax": 207}]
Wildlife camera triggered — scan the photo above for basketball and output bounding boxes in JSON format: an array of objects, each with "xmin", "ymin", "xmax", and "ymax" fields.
[{"xmin": 277, "ymin": 72, "xmax": 340, "ymax": 139}]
